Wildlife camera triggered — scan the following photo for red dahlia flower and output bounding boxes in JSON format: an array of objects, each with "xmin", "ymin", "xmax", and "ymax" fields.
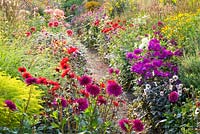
[{"xmin": 18, "ymin": 67, "xmax": 26, "ymax": 73}]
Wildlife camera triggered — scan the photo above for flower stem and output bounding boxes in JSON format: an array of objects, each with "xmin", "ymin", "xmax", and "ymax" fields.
[{"xmin": 19, "ymin": 86, "xmax": 32, "ymax": 133}]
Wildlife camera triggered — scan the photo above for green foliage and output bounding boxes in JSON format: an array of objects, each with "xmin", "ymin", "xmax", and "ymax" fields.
[
  {"xmin": 161, "ymin": 10, "xmax": 200, "ymax": 55},
  {"xmin": 104, "ymin": 0, "xmax": 136, "ymax": 18},
  {"xmin": 61, "ymin": 0, "xmax": 83, "ymax": 21},
  {"xmin": 179, "ymin": 55, "xmax": 200, "ymax": 89},
  {"xmin": 61, "ymin": 0, "xmax": 82, "ymax": 9},
  {"xmin": 84, "ymin": 1, "xmax": 101, "ymax": 11},
  {"xmin": 0, "ymin": 44, "xmax": 23, "ymax": 77},
  {"xmin": 0, "ymin": 71, "xmax": 43, "ymax": 128},
  {"xmin": 164, "ymin": 99, "xmax": 198, "ymax": 134}
]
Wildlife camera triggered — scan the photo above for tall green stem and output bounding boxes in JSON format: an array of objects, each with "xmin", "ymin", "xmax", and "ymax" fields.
[{"xmin": 19, "ymin": 86, "xmax": 32, "ymax": 133}]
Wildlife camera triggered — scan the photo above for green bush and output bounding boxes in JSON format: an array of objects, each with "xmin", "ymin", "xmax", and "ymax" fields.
[
  {"xmin": 179, "ymin": 55, "xmax": 200, "ymax": 89},
  {"xmin": 0, "ymin": 44, "xmax": 23, "ymax": 77},
  {"xmin": 0, "ymin": 71, "xmax": 43, "ymax": 128},
  {"xmin": 161, "ymin": 10, "xmax": 200, "ymax": 55}
]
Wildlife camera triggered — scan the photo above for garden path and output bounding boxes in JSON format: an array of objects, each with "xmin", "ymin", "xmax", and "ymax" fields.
[
  {"xmin": 85, "ymin": 48, "xmax": 109, "ymax": 82},
  {"xmin": 84, "ymin": 48, "xmax": 135, "ymax": 119}
]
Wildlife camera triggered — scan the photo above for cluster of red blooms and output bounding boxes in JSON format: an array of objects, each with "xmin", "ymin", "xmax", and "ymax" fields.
[
  {"xmin": 67, "ymin": 46, "xmax": 77, "ymax": 54},
  {"xmin": 66, "ymin": 29, "xmax": 73, "ymax": 37},
  {"xmin": 25, "ymin": 27, "xmax": 36, "ymax": 37},
  {"xmin": 18, "ymin": 66, "xmax": 60, "ymax": 95},
  {"xmin": 93, "ymin": 19, "xmax": 100, "ymax": 27},
  {"xmin": 59, "ymin": 57, "xmax": 76, "ymax": 79},
  {"xmin": 48, "ymin": 21, "xmax": 59, "ymax": 28},
  {"xmin": 101, "ymin": 20, "xmax": 126, "ymax": 34}
]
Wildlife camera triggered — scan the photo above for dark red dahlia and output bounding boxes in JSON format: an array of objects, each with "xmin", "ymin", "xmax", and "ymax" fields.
[
  {"xmin": 4, "ymin": 100, "xmax": 17, "ymax": 111},
  {"xmin": 86, "ymin": 84, "xmax": 100, "ymax": 97}
]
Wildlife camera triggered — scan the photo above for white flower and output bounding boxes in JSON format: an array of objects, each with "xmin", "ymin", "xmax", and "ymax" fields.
[
  {"xmin": 160, "ymin": 91, "xmax": 164, "ymax": 96},
  {"xmin": 195, "ymin": 108, "xmax": 199, "ymax": 115},
  {"xmin": 178, "ymin": 90, "xmax": 182, "ymax": 96},
  {"xmin": 169, "ymin": 79, "xmax": 174, "ymax": 83},
  {"xmin": 169, "ymin": 85, "xmax": 173, "ymax": 91},
  {"xmin": 139, "ymin": 37, "xmax": 149, "ymax": 49},
  {"xmin": 154, "ymin": 82, "xmax": 158, "ymax": 87},
  {"xmin": 144, "ymin": 88, "xmax": 149, "ymax": 95},
  {"xmin": 173, "ymin": 75, "xmax": 179, "ymax": 81},
  {"xmin": 145, "ymin": 84, "xmax": 151, "ymax": 89},
  {"xmin": 179, "ymin": 84, "xmax": 183, "ymax": 89}
]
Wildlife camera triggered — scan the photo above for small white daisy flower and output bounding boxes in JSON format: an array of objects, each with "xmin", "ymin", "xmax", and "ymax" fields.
[
  {"xmin": 173, "ymin": 75, "xmax": 179, "ymax": 81},
  {"xmin": 145, "ymin": 84, "xmax": 151, "ymax": 89},
  {"xmin": 160, "ymin": 91, "xmax": 164, "ymax": 96},
  {"xmin": 195, "ymin": 108, "xmax": 199, "ymax": 115},
  {"xmin": 169, "ymin": 79, "xmax": 174, "ymax": 83}
]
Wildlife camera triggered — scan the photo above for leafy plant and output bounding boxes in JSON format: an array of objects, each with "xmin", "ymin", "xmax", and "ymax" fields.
[
  {"xmin": 179, "ymin": 55, "xmax": 200, "ymax": 89},
  {"xmin": 0, "ymin": 71, "xmax": 43, "ymax": 128}
]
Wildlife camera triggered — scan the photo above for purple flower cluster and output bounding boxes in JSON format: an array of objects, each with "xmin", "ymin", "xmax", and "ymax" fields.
[
  {"xmin": 128, "ymin": 39, "xmax": 180, "ymax": 81},
  {"xmin": 118, "ymin": 118, "xmax": 144, "ymax": 132},
  {"xmin": 4, "ymin": 100, "xmax": 17, "ymax": 111},
  {"xmin": 79, "ymin": 75, "xmax": 92, "ymax": 86},
  {"xmin": 108, "ymin": 68, "xmax": 120, "ymax": 75},
  {"xmin": 106, "ymin": 80, "xmax": 122, "ymax": 97},
  {"xmin": 118, "ymin": 118, "xmax": 130, "ymax": 132},
  {"xmin": 76, "ymin": 98, "xmax": 89, "ymax": 111},
  {"xmin": 25, "ymin": 77, "xmax": 37, "ymax": 85},
  {"xmin": 86, "ymin": 84, "xmax": 100, "ymax": 97},
  {"xmin": 61, "ymin": 97, "xmax": 67, "ymax": 108}
]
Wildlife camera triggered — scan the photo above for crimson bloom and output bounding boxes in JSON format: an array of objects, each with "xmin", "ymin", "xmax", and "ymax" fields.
[
  {"xmin": 132, "ymin": 119, "xmax": 144, "ymax": 132},
  {"xmin": 25, "ymin": 32, "xmax": 31, "ymax": 37},
  {"xmin": 97, "ymin": 95, "xmax": 106, "ymax": 105},
  {"xmin": 86, "ymin": 84, "xmax": 100, "ymax": 97},
  {"xmin": 94, "ymin": 19, "xmax": 100, "ymax": 26},
  {"xmin": 18, "ymin": 67, "xmax": 26, "ymax": 73},
  {"xmin": 113, "ymin": 101, "xmax": 119, "ymax": 107},
  {"xmin": 76, "ymin": 98, "xmax": 89, "ymax": 111},
  {"xmin": 67, "ymin": 46, "xmax": 78, "ymax": 54},
  {"xmin": 79, "ymin": 75, "xmax": 92, "ymax": 86},
  {"xmin": 53, "ymin": 21, "xmax": 59, "ymax": 27},
  {"xmin": 4, "ymin": 100, "xmax": 17, "ymax": 111},
  {"xmin": 118, "ymin": 118, "xmax": 131, "ymax": 132},
  {"xmin": 22, "ymin": 72, "xmax": 32, "ymax": 78},
  {"xmin": 106, "ymin": 80, "xmax": 122, "ymax": 97},
  {"xmin": 30, "ymin": 27, "xmax": 36, "ymax": 32},
  {"xmin": 48, "ymin": 22, "xmax": 54, "ymax": 27},
  {"xmin": 25, "ymin": 77, "xmax": 37, "ymax": 85},
  {"xmin": 80, "ymin": 89, "xmax": 90, "ymax": 98},
  {"xmin": 37, "ymin": 77, "xmax": 48, "ymax": 85},
  {"xmin": 66, "ymin": 29, "xmax": 73, "ymax": 36},
  {"xmin": 168, "ymin": 91, "xmax": 179, "ymax": 103}
]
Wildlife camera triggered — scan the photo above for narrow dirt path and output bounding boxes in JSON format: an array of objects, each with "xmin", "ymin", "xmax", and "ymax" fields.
[
  {"xmin": 84, "ymin": 48, "xmax": 135, "ymax": 120},
  {"xmin": 85, "ymin": 49, "xmax": 109, "ymax": 82}
]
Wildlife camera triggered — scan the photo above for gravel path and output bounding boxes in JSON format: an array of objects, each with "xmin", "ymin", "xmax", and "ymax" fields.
[{"xmin": 85, "ymin": 49, "xmax": 109, "ymax": 82}]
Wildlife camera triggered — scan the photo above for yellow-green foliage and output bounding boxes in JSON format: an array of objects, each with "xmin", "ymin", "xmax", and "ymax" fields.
[
  {"xmin": 84, "ymin": 1, "xmax": 100, "ymax": 11},
  {"xmin": 104, "ymin": 0, "xmax": 136, "ymax": 17},
  {"xmin": 161, "ymin": 9, "xmax": 200, "ymax": 53},
  {"xmin": 0, "ymin": 72, "xmax": 43, "ymax": 127}
]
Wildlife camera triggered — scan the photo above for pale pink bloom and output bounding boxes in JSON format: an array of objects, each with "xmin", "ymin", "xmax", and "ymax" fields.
[
  {"xmin": 54, "ymin": 9, "xmax": 65, "ymax": 18},
  {"xmin": 44, "ymin": 9, "xmax": 54, "ymax": 14}
]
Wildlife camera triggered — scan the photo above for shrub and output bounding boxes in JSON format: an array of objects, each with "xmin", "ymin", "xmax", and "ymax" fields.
[
  {"xmin": 0, "ymin": 71, "xmax": 43, "ymax": 128},
  {"xmin": 84, "ymin": 1, "xmax": 100, "ymax": 11},
  {"xmin": 0, "ymin": 44, "xmax": 23, "ymax": 77},
  {"xmin": 161, "ymin": 10, "xmax": 200, "ymax": 54},
  {"xmin": 179, "ymin": 55, "xmax": 200, "ymax": 89},
  {"xmin": 15, "ymin": 57, "xmax": 138, "ymax": 134}
]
